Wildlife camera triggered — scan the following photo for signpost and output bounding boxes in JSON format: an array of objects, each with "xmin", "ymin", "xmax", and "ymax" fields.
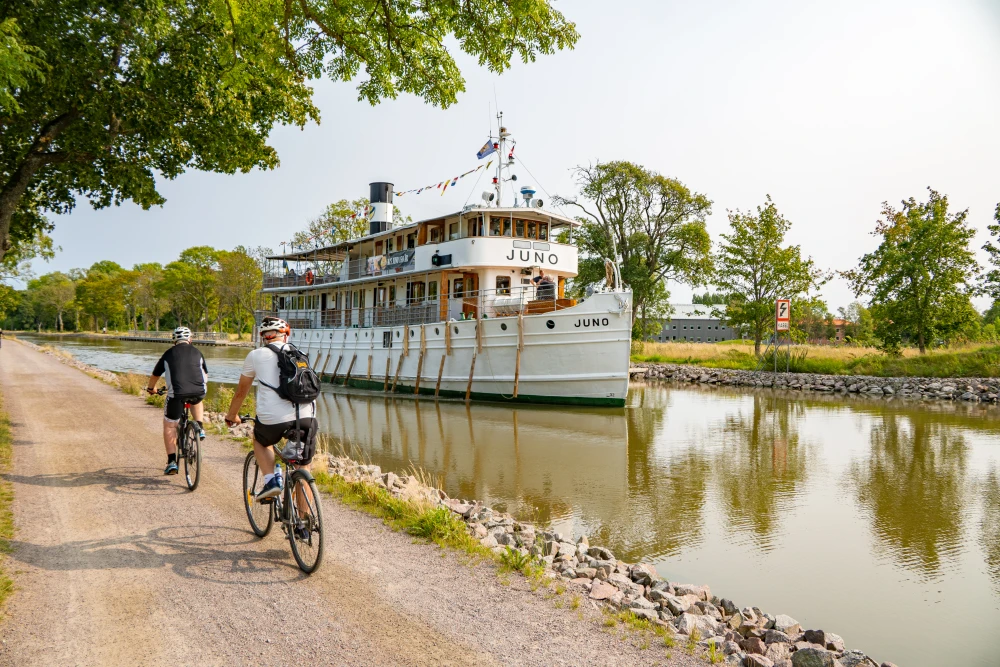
[{"xmin": 775, "ymin": 299, "xmax": 791, "ymax": 373}]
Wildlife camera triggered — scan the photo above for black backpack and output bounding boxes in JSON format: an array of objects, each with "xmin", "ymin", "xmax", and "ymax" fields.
[{"xmin": 260, "ymin": 343, "xmax": 320, "ymax": 404}]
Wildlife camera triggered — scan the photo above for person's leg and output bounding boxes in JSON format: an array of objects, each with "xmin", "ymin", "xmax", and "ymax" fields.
[
  {"xmin": 190, "ymin": 400, "xmax": 204, "ymax": 424},
  {"xmin": 252, "ymin": 438, "xmax": 276, "ymax": 476},
  {"xmin": 163, "ymin": 419, "xmax": 178, "ymax": 456}
]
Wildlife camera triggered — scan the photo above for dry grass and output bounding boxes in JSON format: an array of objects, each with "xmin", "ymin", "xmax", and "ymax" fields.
[
  {"xmin": 37, "ymin": 344, "xmax": 74, "ymax": 361},
  {"xmin": 633, "ymin": 340, "xmax": 893, "ymax": 363},
  {"xmin": 117, "ymin": 372, "xmax": 151, "ymax": 396},
  {"xmin": 0, "ymin": 395, "xmax": 15, "ymax": 609}
]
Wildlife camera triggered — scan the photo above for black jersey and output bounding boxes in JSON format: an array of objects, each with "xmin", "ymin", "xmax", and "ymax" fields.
[{"xmin": 152, "ymin": 343, "xmax": 208, "ymax": 398}]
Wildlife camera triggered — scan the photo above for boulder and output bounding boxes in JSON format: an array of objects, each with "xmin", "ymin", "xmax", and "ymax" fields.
[
  {"xmin": 631, "ymin": 562, "xmax": 659, "ymax": 585},
  {"xmin": 696, "ymin": 600, "xmax": 723, "ymax": 621},
  {"xmin": 720, "ymin": 598, "xmax": 739, "ymax": 615},
  {"xmin": 764, "ymin": 643, "xmax": 791, "ymax": 663},
  {"xmin": 575, "ymin": 567, "xmax": 597, "ymax": 579},
  {"xmin": 764, "ymin": 629, "xmax": 791, "ymax": 644},
  {"xmin": 825, "ymin": 633, "xmax": 845, "ymax": 652},
  {"xmin": 802, "ymin": 630, "xmax": 827, "ymax": 647},
  {"xmin": 740, "ymin": 637, "xmax": 766, "ymax": 654},
  {"xmin": 723, "ymin": 641, "xmax": 742, "ymax": 655},
  {"xmin": 838, "ymin": 652, "xmax": 877, "ymax": 667},
  {"xmin": 628, "ymin": 596, "xmax": 656, "ymax": 611},
  {"xmin": 772, "ymin": 614, "xmax": 801, "ymax": 635},
  {"xmin": 588, "ymin": 581, "xmax": 617, "ymax": 601},
  {"xmin": 674, "ymin": 583, "xmax": 711, "ymax": 601},
  {"xmin": 880, "ymin": 663, "xmax": 900, "ymax": 667},
  {"xmin": 743, "ymin": 656, "xmax": 774, "ymax": 667},
  {"xmin": 630, "ymin": 608, "xmax": 658, "ymax": 622},
  {"xmin": 676, "ymin": 613, "xmax": 721, "ymax": 639},
  {"xmin": 791, "ymin": 648, "xmax": 838, "ymax": 667},
  {"xmin": 588, "ymin": 546, "xmax": 614, "ymax": 560},
  {"xmin": 480, "ymin": 534, "xmax": 498, "ymax": 548}
]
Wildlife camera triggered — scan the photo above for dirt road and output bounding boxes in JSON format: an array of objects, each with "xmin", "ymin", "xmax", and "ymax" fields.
[{"xmin": 0, "ymin": 341, "xmax": 687, "ymax": 666}]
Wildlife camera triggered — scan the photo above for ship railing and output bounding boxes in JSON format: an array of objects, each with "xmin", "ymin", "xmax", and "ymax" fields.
[
  {"xmin": 125, "ymin": 329, "xmax": 230, "ymax": 341},
  {"xmin": 262, "ymin": 273, "xmax": 340, "ymax": 289}
]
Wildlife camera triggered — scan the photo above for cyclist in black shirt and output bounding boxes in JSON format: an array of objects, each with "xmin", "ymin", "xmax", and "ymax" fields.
[{"xmin": 145, "ymin": 327, "xmax": 208, "ymax": 474}]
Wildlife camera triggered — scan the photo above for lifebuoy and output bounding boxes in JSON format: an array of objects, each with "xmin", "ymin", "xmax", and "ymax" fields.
[{"xmin": 305, "ymin": 271, "xmax": 314, "ymax": 285}]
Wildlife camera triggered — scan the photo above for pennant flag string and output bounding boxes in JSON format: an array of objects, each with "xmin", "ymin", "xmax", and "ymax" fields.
[{"xmin": 393, "ymin": 161, "xmax": 492, "ymax": 197}]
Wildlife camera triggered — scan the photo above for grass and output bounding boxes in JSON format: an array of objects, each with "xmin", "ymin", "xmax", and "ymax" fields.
[
  {"xmin": 707, "ymin": 642, "xmax": 723, "ymax": 664},
  {"xmin": 0, "ymin": 395, "xmax": 15, "ymax": 609},
  {"xmin": 631, "ymin": 340, "xmax": 1000, "ymax": 378}
]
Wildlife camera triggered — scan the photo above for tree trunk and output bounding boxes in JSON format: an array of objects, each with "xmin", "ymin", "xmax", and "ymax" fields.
[{"xmin": 58, "ymin": 311, "xmax": 63, "ymax": 331}]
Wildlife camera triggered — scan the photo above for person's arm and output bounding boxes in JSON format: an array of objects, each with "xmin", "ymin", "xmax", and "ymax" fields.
[
  {"xmin": 147, "ymin": 355, "xmax": 166, "ymax": 394},
  {"xmin": 225, "ymin": 374, "xmax": 255, "ymax": 426}
]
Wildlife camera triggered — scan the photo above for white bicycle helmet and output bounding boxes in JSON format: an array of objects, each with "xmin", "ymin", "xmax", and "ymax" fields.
[
  {"xmin": 172, "ymin": 326, "xmax": 192, "ymax": 342},
  {"xmin": 260, "ymin": 317, "xmax": 290, "ymax": 336}
]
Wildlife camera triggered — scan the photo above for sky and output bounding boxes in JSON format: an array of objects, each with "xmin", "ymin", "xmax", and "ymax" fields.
[{"xmin": 37, "ymin": 0, "xmax": 1000, "ymax": 312}]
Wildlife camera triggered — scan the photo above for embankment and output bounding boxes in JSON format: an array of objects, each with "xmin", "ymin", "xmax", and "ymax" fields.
[
  {"xmin": 18, "ymin": 338, "xmax": 897, "ymax": 667},
  {"xmin": 638, "ymin": 362, "xmax": 1000, "ymax": 406}
]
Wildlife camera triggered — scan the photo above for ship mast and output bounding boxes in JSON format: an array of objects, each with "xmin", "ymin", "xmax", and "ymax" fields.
[{"xmin": 493, "ymin": 112, "xmax": 514, "ymax": 207}]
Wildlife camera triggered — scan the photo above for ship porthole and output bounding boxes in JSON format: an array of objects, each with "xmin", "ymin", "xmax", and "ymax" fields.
[
  {"xmin": 454, "ymin": 326, "xmax": 459, "ymax": 334},
  {"xmin": 410, "ymin": 330, "xmax": 414, "ymax": 337},
  {"xmin": 395, "ymin": 331, "xmax": 399, "ymax": 338},
  {"xmin": 501, "ymin": 323, "xmax": 507, "ymax": 331},
  {"xmin": 435, "ymin": 328, "xmax": 439, "ymax": 335},
  {"xmin": 546, "ymin": 320, "xmax": 555, "ymax": 329}
]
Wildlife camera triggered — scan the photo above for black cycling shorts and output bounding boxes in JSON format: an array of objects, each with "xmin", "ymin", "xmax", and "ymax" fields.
[
  {"xmin": 164, "ymin": 394, "xmax": 204, "ymax": 421},
  {"xmin": 253, "ymin": 417, "xmax": 318, "ymax": 464}
]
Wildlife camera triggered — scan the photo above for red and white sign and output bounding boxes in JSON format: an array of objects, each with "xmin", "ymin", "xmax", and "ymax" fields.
[{"xmin": 776, "ymin": 299, "xmax": 790, "ymax": 331}]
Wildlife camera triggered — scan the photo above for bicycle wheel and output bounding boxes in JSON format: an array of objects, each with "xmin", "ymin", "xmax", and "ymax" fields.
[
  {"xmin": 287, "ymin": 470, "xmax": 324, "ymax": 574},
  {"xmin": 243, "ymin": 452, "xmax": 273, "ymax": 537},
  {"xmin": 183, "ymin": 422, "xmax": 201, "ymax": 491}
]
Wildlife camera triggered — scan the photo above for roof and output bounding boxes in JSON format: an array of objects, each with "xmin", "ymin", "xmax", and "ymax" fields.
[
  {"xmin": 666, "ymin": 304, "xmax": 727, "ymax": 320},
  {"xmin": 267, "ymin": 206, "xmax": 579, "ymax": 261}
]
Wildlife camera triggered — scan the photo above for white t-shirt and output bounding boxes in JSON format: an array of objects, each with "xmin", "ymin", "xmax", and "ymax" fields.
[{"xmin": 240, "ymin": 343, "xmax": 317, "ymax": 425}]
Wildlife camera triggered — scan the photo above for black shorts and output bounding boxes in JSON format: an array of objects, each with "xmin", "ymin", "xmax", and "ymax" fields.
[
  {"xmin": 254, "ymin": 418, "xmax": 318, "ymax": 463},
  {"xmin": 164, "ymin": 394, "xmax": 204, "ymax": 421}
]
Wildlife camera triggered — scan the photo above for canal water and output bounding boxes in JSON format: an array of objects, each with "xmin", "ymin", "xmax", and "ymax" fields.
[{"xmin": 15, "ymin": 334, "xmax": 1000, "ymax": 667}]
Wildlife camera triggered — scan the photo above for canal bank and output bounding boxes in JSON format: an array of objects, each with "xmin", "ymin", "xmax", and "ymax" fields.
[
  {"xmin": 639, "ymin": 362, "xmax": 1000, "ymax": 404},
  {"xmin": 12, "ymin": 334, "xmax": 1000, "ymax": 666},
  {"xmin": 0, "ymin": 338, "xmax": 693, "ymax": 666}
]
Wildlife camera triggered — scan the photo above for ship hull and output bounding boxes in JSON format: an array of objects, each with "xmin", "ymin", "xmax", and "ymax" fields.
[{"xmin": 287, "ymin": 291, "xmax": 632, "ymax": 408}]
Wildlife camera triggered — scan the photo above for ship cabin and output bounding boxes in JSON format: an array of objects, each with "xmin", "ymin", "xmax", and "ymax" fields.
[{"xmin": 261, "ymin": 206, "xmax": 581, "ymax": 331}]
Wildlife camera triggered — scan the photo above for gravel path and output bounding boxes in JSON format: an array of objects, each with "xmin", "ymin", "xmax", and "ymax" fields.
[{"xmin": 0, "ymin": 341, "xmax": 700, "ymax": 667}]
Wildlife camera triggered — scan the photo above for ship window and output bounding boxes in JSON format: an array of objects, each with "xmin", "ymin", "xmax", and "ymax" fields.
[
  {"xmin": 430, "ymin": 227, "xmax": 441, "ymax": 243},
  {"xmin": 496, "ymin": 276, "xmax": 511, "ymax": 295},
  {"xmin": 386, "ymin": 238, "xmax": 394, "ymax": 253},
  {"xmin": 449, "ymin": 222, "xmax": 459, "ymax": 240},
  {"xmin": 527, "ymin": 221, "xmax": 537, "ymax": 239},
  {"xmin": 388, "ymin": 286, "xmax": 396, "ymax": 306},
  {"xmin": 489, "ymin": 217, "xmax": 502, "ymax": 236},
  {"xmin": 407, "ymin": 281, "xmax": 425, "ymax": 304},
  {"xmin": 503, "ymin": 218, "xmax": 512, "ymax": 237},
  {"xmin": 428, "ymin": 281, "xmax": 438, "ymax": 300},
  {"xmin": 352, "ymin": 291, "xmax": 359, "ymax": 308},
  {"xmin": 515, "ymin": 219, "xmax": 525, "ymax": 237},
  {"xmin": 407, "ymin": 233, "xmax": 416, "ymax": 249},
  {"xmin": 538, "ymin": 222, "xmax": 549, "ymax": 241},
  {"xmin": 453, "ymin": 278, "xmax": 464, "ymax": 298}
]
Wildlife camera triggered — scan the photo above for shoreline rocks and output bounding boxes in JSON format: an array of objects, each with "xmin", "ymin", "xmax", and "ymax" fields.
[{"xmin": 637, "ymin": 362, "xmax": 1000, "ymax": 406}]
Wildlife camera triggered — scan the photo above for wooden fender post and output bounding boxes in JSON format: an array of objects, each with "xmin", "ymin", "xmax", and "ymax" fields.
[
  {"xmin": 383, "ymin": 356, "xmax": 392, "ymax": 392},
  {"xmin": 320, "ymin": 336, "xmax": 335, "ymax": 377},
  {"xmin": 413, "ymin": 325, "xmax": 426, "ymax": 394},
  {"xmin": 391, "ymin": 353, "xmax": 405, "ymax": 392},
  {"xmin": 343, "ymin": 354, "xmax": 358, "ymax": 386},
  {"xmin": 445, "ymin": 321, "xmax": 452, "ymax": 355},
  {"xmin": 435, "ymin": 354, "xmax": 446, "ymax": 397},
  {"xmin": 465, "ymin": 352, "xmax": 477, "ymax": 403},
  {"xmin": 330, "ymin": 355, "xmax": 344, "ymax": 382},
  {"xmin": 513, "ymin": 312, "xmax": 524, "ymax": 398}
]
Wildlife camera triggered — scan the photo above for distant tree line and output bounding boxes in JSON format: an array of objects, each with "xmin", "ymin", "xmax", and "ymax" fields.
[{"xmin": 0, "ymin": 245, "xmax": 268, "ymax": 334}]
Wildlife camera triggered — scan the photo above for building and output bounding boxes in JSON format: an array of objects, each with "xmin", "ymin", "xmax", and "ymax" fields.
[{"xmin": 654, "ymin": 304, "xmax": 739, "ymax": 343}]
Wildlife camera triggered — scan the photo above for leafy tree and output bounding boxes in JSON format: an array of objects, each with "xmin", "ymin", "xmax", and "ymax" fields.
[
  {"xmin": 0, "ymin": 283, "xmax": 19, "ymax": 325},
  {"xmin": 838, "ymin": 302, "xmax": 876, "ymax": 346},
  {"xmin": 692, "ymin": 291, "xmax": 727, "ymax": 305},
  {"xmin": 75, "ymin": 261, "xmax": 125, "ymax": 330},
  {"xmin": 791, "ymin": 296, "xmax": 833, "ymax": 343},
  {"xmin": 161, "ymin": 247, "xmax": 222, "ymax": 329},
  {"xmin": 714, "ymin": 196, "xmax": 824, "ymax": 355},
  {"xmin": 26, "ymin": 271, "xmax": 76, "ymax": 330},
  {"xmin": 555, "ymin": 161, "xmax": 713, "ymax": 339},
  {"xmin": 0, "ymin": 2, "xmax": 578, "ymax": 263},
  {"xmin": 132, "ymin": 263, "xmax": 167, "ymax": 331},
  {"xmin": 981, "ymin": 203, "xmax": 1000, "ymax": 302},
  {"xmin": 217, "ymin": 247, "xmax": 263, "ymax": 333},
  {"xmin": 292, "ymin": 198, "xmax": 411, "ymax": 248},
  {"xmin": 845, "ymin": 189, "xmax": 980, "ymax": 354}
]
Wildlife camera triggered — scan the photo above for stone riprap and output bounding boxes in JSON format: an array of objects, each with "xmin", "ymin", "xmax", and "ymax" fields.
[
  {"xmin": 324, "ymin": 455, "xmax": 894, "ymax": 667},
  {"xmin": 638, "ymin": 362, "xmax": 1000, "ymax": 404}
]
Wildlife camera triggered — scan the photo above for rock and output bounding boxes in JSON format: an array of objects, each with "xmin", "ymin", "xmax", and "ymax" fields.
[
  {"xmin": 676, "ymin": 613, "xmax": 720, "ymax": 639},
  {"xmin": 382, "ymin": 471, "xmax": 399, "ymax": 488},
  {"xmin": 880, "ymin": 663, "xmax": 900, "ymax": 667},
  {"xmin": 764, "ymin": 630, "xmax": 790, "ymax": 644},
  {"xmin": 630, "ymin": 608, "xmax": 658, "ymax": 622},
  {"xmin": 723, "ymin": 640, "xmax": 742, "ymax": 655},
  {"xmin": 588, "ymin": 546, "xmax": 614, "ymax": 560},
  {"xmin": 727, "ymin": 611, "xmax": 744, "ymax": 630},
  {"xmin": 825, "ymin": 633, "xmax": 844, "ymax": 652},
  {"xmin": 480, "ymin": 535, "xmax": 498, "ymax": 548},
  {"xmin": 772, "ymin": 614, "xmax": 801, "ymax": 635},
  {"xmin": 743, "ymin": 656, "xmax": 774, "ymax": 667},
  {"xmin": 838, "ymin": 652, "xmax": 877, "ymax": 667},
  {"xmin": 791, "ymin": 648, "xmax": 837, "ymax": 667},
  {"xmin": 696, "ymin": 600, "xmax": 723, "ymax": 621},
  {"xmin": 720, "ymin": 598, "xmax": 739, "ymax": 615},
  {"xmin": 470, "ymin": 523, "xmax": 488, "ymax": 539},
  {"xmin": 802, "ymin": 630, "xmax": 827, "ymax": 647},
  {"xmin": 631, "ymin": 562, "xmax": 659, "ymax": 585},
  {"xmin": 575, "ymin": 567, "xmax": 597, "ymax": 579},
  {"xmin": 628, "ymin": 596, "xmax": 657, "ymax": 610},
  {"xmin": 541, "ymin": 540, "xmax": 559, "ymax": 557},
  {"xmin": 740, "ymin": 637, "xmax": 766, "ymax": 654},
  {"xmin": 589, "ymin": 581, "xmax": 617, "ymax": 600},
  {"xmin": 764, "ymin": 643, "xmax": 791, "ymax": 663},
  {"xmin": 674, "ymin": 583, "xmax": 711, "ymax": 601}
]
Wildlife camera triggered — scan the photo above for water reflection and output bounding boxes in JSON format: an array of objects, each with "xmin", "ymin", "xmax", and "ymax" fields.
[
  {"xmin": 851, "ymin": 414, "xmax": 968, "ymax": 578},
  {"xmin": 713, "ymin": 395, "xmax": 809, "ymax": 550},
  {"xmin": 982, "ymin": 468, "xmax": 1000, "ymax": 595}
]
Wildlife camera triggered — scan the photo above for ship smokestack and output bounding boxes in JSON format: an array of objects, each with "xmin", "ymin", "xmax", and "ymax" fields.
[{"xmin": 369, "ymin": 182, "xmax": 394, "ymax": 235}]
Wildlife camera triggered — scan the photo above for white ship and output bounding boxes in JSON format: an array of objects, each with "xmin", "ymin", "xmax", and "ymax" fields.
[{"xmin": 258, "ymin": 126, "xmax": 632, "ymax": 407}]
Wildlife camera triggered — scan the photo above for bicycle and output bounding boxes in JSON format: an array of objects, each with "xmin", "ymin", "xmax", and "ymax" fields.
[
  {"xmin": 156, "ymin": 388, "xmax": 202, "ymax": 491},
  {"xmin": 238, "ymin": 415, "xmax": 324, "ymax": 574}
]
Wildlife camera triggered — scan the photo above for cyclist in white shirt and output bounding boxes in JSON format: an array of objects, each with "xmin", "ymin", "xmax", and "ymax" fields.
[{"xmin": 224, "ymin": 317, "xmax": 317, "ymax": 501}]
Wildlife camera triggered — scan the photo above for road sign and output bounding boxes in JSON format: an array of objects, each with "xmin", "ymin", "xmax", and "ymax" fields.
[{"xmin": 776, "ymin": 299, "xmax": 790, "ymax": 331}]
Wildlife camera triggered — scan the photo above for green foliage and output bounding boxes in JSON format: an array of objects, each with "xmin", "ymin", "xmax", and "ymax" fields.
[
  {"xmin": 216, "ymin": 247, "xmax": 264, "ymax": 333},
  {"xmin": 845, "ymin": 189, "xmax": 980, "ymax": 354},
  {"xmin": 692, "ymin": 291, "xmax": 727, "ymax": 305},
  {"xmin": 714, "ymin": 195, "xmax": 824, "ymax": 355},
  {"xmin": 74, "ymin": 261, "xmax": 125, "ymax": 330},
  {"xmin": 838, "ymin": 302, "xmax": 877, "ymax": 346},
  {"xmin": 556, "ymin": 161, "xmax": 713, "ymax": 338},
  {"xmin": 981, "ymin": 203, "xmax": 1000, "ymax": 302},
  {"xmin": 0, "ymin": 0, "xmax": 577, "ymax": 261}
]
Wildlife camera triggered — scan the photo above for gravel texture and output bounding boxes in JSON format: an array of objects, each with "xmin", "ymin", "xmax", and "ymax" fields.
[{"xmin": 0, "ymin": 340, "xmax": 699, "ymax": 667}]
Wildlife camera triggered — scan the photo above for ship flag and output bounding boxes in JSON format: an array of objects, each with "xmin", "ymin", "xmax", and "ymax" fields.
[{"xmin": 477, "ymin": 140, "xmax": 497, "ymax": 160}]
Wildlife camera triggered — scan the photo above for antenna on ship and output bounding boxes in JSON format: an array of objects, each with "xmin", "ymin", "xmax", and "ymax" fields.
[{"xmin": 492, "ymin": 112, "xmax": 518, "ymax": 207}]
